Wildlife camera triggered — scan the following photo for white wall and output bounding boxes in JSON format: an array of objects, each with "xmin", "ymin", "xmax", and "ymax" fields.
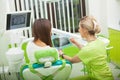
[
  {"xmin": 0, "ymin": 0, "xmax": 15, "ymax": 66},
  {"xmin": 107, "ymin": 0, "xmax": 120, "ymax": 31},
  {"xmin": 86, "ymin": 0, "xmax": 109, "ymax": 37},
  {"xmin": 0, "ymin": 0, "xmax": 15, "ymax": 28},
  {"xmin": 0, "ymin": 0, "xmax": 7, "ymax": 29},
  {"xmin": 0, "ymin": 0, "xmax": 9, "ymax": 66},
  {"xmin": 86, "ymin": 0, "xmax": 120, "ymax": 37}
]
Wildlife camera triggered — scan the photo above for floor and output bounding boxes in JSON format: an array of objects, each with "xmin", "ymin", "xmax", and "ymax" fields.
[
  {"xmin": 109, "ymin": 62, "xmax": 120, "ymax": 80},
  {"xmin": 0, "ymin": 62, "xmax": 120, "ymax": 80},
  {"xmin": 70, "ymin": 62, "xmax": 120, "ymax": 80}
]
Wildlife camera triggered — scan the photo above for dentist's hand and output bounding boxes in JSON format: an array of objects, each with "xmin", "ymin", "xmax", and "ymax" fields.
[
  {"xmin": 70, "ymin": 38, "xmax": 76, "ymax": 44},
  {"xmin": 58, "ymin": 49, "xmax": 64, "ymax": 58},
  {"xmin": 70, "ymin": 37, "xmax": 83, "ymax": 49}
]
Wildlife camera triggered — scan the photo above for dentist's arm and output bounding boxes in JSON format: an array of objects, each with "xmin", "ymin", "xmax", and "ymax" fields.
[
  {"xmin": 70, "ymin": 38, "xmax": 83, "ymax": 49},
  {"xmin": 59, "ymin": 50, "xmax": 81, "ymax": 63}
]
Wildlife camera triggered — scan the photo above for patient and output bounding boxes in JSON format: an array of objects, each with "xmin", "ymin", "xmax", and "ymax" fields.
[
  {"xmin": 21, "ymin": 19, "xmax": 72, "ymax": 80},
  {"xmin": 26, "ymin": 19, "xmax": 59, "ymax": 64}
]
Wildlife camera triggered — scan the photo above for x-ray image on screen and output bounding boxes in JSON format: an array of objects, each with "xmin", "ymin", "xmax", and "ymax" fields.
[
  {"xmin": 60, "ymin": 37, "xmax": 71, "ymax": 46},
  {"xmin": 52, "ymin": 35, "xmax": 72, "ymax": 49},
  {"xmin": 52, "ymin": 38, "xmax": 60, "ymax": 47},
  {"xmin": 10, "ymin": 14, "xmax": 26, "ymax": 29},
  {"xmin": 6, "ymin": 11, "xmax": 31, "ymax": 30}
]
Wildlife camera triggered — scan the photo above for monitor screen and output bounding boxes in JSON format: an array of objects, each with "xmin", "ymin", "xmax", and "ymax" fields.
[
  {"xmin": 60, "ymin": 37, "xmax": 71, "ymax": 46},
  {"xmin": 6, "ymin": 11, "xmax": 31, "ymax": 30},
  {"xmin": 52, "ymin": 35, "xmax": 72, "ymax": 49}
]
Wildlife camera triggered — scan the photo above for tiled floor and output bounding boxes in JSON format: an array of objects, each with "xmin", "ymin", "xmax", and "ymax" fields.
[
  {"xmin": 109, "ymin": 63, "xmax": 120, "ymax": 80},
  {"xmin": 0, "ymin": 62, "xmax": 120, "ymax": 80},
  {"xmin": 70, "ymin": 62, "xmax": 84, "ymax": 78},
  {"xmin": 70, "ymin": 62, "xmax": 120, "ymax": 80}
]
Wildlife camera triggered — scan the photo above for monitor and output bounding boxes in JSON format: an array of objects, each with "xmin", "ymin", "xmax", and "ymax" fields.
[
  {"xmin": 52, "ymin": 35, "xmax": 72, "ymax": 49},
  {"xmin": 6, "ymin": 11, "xmax": 31, "ymax": 30}
]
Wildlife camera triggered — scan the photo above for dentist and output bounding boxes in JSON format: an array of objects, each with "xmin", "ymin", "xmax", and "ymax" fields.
[{"xmin": 59, "ymin": 16, "xmax": 114, "ymax": 80}]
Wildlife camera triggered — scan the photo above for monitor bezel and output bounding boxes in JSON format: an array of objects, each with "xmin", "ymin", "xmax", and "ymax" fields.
[
  {"xmin": 52, "ymin": 35, "xmax": 72, "ymax": 49},
  {"xmin": 6, "ymin": 11, "xmax": 31, "ymax": 31}
]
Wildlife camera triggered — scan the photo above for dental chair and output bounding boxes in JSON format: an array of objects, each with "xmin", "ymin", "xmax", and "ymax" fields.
[{"xmin": 20, "ymin": 38, "xmax": 72, "ymax": 80}]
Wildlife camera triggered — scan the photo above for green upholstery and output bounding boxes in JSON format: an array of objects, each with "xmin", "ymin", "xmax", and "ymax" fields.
[
  {"xmin": 21, "ymin": 41, "xmax": 30, "ymax": 64},
  {"xmin": 21, "ymin": 60, "xmax": 70, "ymax": 80},
  {"xmin": 20, "ymin": 38, "xmax": 72, "ymax": 80},
  {"xmin": 34, "ymin": 48, "xmax": 58, "ymax": 64}
]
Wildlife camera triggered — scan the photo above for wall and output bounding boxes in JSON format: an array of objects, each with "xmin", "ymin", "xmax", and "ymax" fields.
[
  {"xmin": 107, "ymin": 0, "xmax": 120, "ymax": 31},
  {"xmin": 109, "ymin": 28, "xmax": 120, "ymax": 67},
  {"xmin": 86, "ymin": 0, "xmax": 120, "ymax": 34},
  {"xmin": 86, "ymin": 0, "xmax": 120, "ymax": 66},
  {"xmin": 0, "ymin": 0, "xmax": 9, "ymax": 66},
  {"xmin": 86, "ymin": 0, "xmax": 109, "ymax": 37},
  {"xmin": 0, "ymin": 0, "xmax": 15, "ymax": 66},
  {"xmin": 0, "ymin": 0, "xmax": 7, "ymax": 30},
  {"xmin": 107, "ymin": 0, "xmax": 120, "ymax": 67}
]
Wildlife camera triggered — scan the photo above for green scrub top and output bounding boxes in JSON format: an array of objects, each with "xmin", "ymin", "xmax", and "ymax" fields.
[{"xmin": 77, "ymin": 38, "xmax": 114, "ymax": 80}]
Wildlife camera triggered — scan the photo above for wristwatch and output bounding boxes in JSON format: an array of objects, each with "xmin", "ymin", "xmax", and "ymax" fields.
[{"xmin": 61, "ymin": 53, "xmax": 64, "ymax": 59}]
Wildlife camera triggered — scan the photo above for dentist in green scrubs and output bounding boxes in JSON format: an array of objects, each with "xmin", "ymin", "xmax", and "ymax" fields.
[{"xmin": 59, "ymin": 16, "xmax": 114, "ymax": 80}]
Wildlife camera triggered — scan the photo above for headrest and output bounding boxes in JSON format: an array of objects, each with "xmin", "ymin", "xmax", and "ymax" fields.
[{"xmin": 34, "ymin": 48, "xmax": 59, "ymax": 64}]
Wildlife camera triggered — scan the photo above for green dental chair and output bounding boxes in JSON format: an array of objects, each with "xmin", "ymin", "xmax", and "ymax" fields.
[{"xmin": 20, "ymin": 38, "xmax": 72, "ymax": 80}]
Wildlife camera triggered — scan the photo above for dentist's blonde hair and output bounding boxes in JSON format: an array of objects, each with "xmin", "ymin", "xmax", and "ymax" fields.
[{"xmin": 79, "ymin": 16, "xmax": 101, "ymax": 35}]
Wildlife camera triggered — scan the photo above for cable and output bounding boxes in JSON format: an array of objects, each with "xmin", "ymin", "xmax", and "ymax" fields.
[{"xmin": 2, "ymin": 64, "xmax": 6, "ymax": 80}]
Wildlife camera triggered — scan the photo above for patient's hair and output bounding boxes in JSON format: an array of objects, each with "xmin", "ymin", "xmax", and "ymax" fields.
[
  {"xmin": 79, "ymin": 16, "xmax": 101, "ymax": 35},
  {"xmin": 32, "ymin": 19, "xmax": 52, "ymax": 47}
]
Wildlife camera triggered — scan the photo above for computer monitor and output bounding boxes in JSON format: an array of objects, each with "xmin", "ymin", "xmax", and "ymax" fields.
[
  {"xmin": 52, "ymin": 35, "xmax": 72, "ymax": 49},
  {"xmin": 6, "ymin": 11, "xmax": 31, "ymax": 30}
]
